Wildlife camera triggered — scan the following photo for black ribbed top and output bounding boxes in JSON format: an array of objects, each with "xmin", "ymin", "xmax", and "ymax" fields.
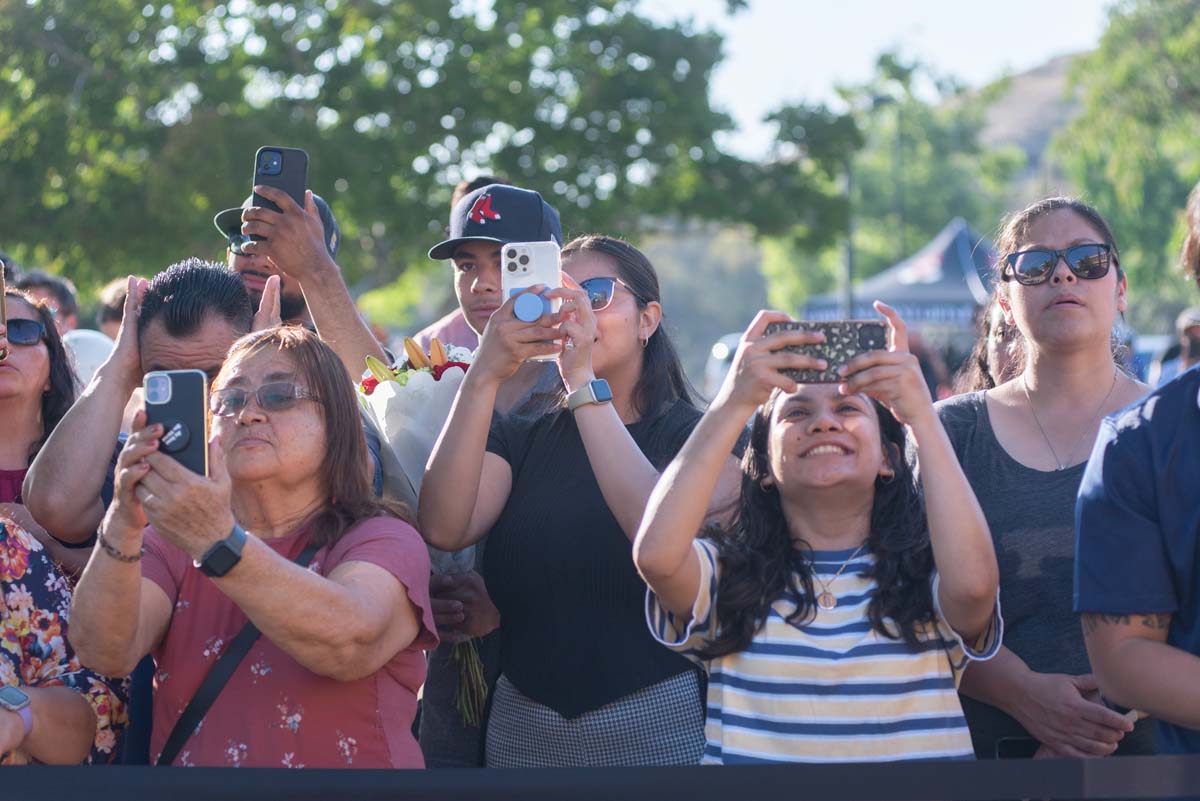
[{"xmin": 483, "ymin": 400, "xmax": 701, "ymax": 718}]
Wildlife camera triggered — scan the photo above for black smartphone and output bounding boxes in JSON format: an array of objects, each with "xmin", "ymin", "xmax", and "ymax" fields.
[
  {"xmin": 144, "ymin": 370, "xmax": 209, "ymax": 476},
  {"xmin": 764, "ymin": 320, "xmax": 889, "ymax": 383},
  {"xmin": 251, "ymin": 145, "xmax": 309, "ymax": 217},
  {"xmin": 995, "ymin": 736, "xmax": 1040, "ymax": 759}
]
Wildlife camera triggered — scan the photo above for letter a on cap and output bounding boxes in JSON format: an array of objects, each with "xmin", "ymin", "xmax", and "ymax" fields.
[{"xmin": 469, "ymin": 193, "xmax": 502, "ymax": 225}]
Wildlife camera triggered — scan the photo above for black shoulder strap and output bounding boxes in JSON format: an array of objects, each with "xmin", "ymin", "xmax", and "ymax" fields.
[{"xmin": 156, "ymin": 541, "xmax": 321, "ymax": 766}]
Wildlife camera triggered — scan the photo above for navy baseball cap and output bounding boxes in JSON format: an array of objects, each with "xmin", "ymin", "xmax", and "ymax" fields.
[
  {"xmin": 214, "ymin": 193, "xmax": 341, "ymax": 258},
  {"xmin": 428, "ymin": 184, "xmax": 562, "ymax": 261}
]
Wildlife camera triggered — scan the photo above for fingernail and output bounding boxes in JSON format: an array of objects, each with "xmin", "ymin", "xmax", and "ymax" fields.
[
  {"xmin": 817, "ymin": 360, "xmax": 828, "ymax": 370},
  {"xmin": 836, "ymin": 365, "xmax": 847, "ymax": 376}
]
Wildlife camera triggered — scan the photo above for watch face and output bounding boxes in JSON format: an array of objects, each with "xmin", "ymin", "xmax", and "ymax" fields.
[
  {"xmin": 593, "ymin": 379, "xmax": 614, "ymax": 403},
  {"xmin": 203, "ymin": 543, "xmax": 241, "ymax": 577},
  {"xmin": 0, "ymin": 685, "xmax": 29, "ymax": 709}
]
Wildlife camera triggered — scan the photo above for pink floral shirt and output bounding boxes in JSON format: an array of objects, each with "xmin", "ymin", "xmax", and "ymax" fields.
[
  {"xmin": 0, "ymin": 515, "xmax": 128, "ymax": 763},
  {"xmin": 142, "ymin": 516, "xmax": 437, "ymax": 768}
]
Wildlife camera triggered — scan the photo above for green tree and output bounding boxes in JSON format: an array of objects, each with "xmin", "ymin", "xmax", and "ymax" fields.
[
  {"xmin": 759, "ymin": 54, "xmax": 1023, "ymax": 312},
  {"xmin": 0, "ymin": 0, "xmax": 849, "ymax": 332},
  {"xmin": 1055, "ymin": 0, "xmax": 1200, "ymax": 331}
]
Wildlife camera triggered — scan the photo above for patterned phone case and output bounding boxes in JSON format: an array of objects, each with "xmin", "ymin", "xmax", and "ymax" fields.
[{"xmin": 763, "ymin": 320, "xmax": 889, "ymax": 383}]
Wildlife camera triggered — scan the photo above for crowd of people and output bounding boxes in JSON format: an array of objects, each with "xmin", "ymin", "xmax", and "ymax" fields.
[{"xmin": 0, "ymin": 169, "xmax": 1199, "ymax": 773}]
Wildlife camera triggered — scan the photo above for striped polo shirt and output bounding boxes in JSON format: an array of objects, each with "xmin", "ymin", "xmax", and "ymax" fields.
[{"xmin": 646, "ymin": 540, "xmax": 1001, "ymax": 764}]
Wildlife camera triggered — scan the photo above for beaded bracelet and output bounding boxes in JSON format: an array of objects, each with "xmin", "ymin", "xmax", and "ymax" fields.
[{"xmin": 97, "ymin": 531, "xmax": 144, "ymax": 563}]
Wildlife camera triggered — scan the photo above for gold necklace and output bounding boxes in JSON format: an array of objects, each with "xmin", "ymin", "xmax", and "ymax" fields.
[
  {"xmin": 813, "ymin": 544, "xmax": 866, "ymax": 611},
  {"xmin": 1022, "ymin": 369, "xmax": 1119, "ymax": 471}
]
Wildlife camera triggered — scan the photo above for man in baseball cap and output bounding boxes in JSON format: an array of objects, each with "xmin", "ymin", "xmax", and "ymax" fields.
[
  {"xmin": 427, "ymin": 184, "xmax": 562, "ymax": 337},
  {"xmin": 214, "ymin": 191, "xmax": 341, "ymax": 324}
]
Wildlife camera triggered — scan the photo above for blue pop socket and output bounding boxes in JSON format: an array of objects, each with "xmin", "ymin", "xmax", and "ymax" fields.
[{"xmin": 513, "ymin": 292, "xmax": 549, "ymax": 323}]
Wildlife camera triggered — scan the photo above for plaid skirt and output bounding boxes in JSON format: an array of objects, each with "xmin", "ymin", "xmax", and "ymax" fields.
[{"xmin": 485, "ymin": 671, "xmax": 705, "ymax": 767}]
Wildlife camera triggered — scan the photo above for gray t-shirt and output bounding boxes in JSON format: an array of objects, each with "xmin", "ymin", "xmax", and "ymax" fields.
[{"xmin": 933, "ymin": 391, "xmax": 1153, "ymax": 758}]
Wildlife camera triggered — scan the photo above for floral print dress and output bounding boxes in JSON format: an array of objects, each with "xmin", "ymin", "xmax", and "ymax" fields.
[{"xmin": 0, "ymin": 515, "xmax": 128, "ymax": 762}]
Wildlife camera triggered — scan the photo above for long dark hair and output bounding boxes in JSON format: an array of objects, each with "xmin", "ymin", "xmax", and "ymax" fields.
[
  {"xmin": 5, "ymin": 289, "xmax": 78, "ymax": 461},
  {"xmin": 952, "ymin": 294, "xmax": 1022, "ymax": 393},
  {"xmin": 560, "ymin": 235, "xmax": 696, "ymax": 418},
  {"xmin": 696, "ymin": 389, "xmax": 936, "ymax": 660},
  {"xmin": 218, "ymin": 326, "xmax": 413, "ymax": 548}
]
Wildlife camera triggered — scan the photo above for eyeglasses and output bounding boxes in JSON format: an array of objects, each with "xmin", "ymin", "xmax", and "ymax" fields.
[
  {"xmin": 2, "ymin": 318, "xmax": 46, "ymax": 346},
  {"xmin": 579, "ymin": 276, "xmax": 647, "ymax": 312},
  {"xmin": 227, "ymin": 233, "xmax": 253, "ymax": 257},
  {"xmin": 209, "ymin": 382, "xmax": 319, "ymax": 417},
  {"xmin": 1002, "ymin": 243, "xmax": 1114, "ymax": 286}
]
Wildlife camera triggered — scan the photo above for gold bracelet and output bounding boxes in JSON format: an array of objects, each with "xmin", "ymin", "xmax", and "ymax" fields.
[{"xmin": 97, "ymin": 531, "xmax": 144, "ymax": 563}]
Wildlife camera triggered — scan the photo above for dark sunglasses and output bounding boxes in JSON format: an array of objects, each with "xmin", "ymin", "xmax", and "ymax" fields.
[
  {"xmin": 227, "ymin": 232, "xmax": 253, "ymax": 257},
  {"xmin": 1002, "ymin": 243, "xmax": 1114, "ymax": 286},
  {"xmin": 579, "ymin": 276, "xmax": 647, "ymax": 312},
  {"xmin": 3, "ymin": 318, "xmax": 46, "ymax": 346},
  {"xmin": 209, "ymin": 382, "xmax": 319, "ymax": 417}
]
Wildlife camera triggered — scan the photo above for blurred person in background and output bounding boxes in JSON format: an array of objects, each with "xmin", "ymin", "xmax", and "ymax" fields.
[
  {"xmin": 0, "ymin": 251, "xmax": 19, "ymax": 283},
  {"xmin": 16, "ymin": 270, "xmax": 78, "ymax": 334},
  {"xmin": 953, "ymin": 295, "xmax": 1023, "ymax": 394},
  {"xmin": 70, "ymin": 327, "xmax": 436, "ymax": 767},
  {"xmin": 934, "ymin": 197, "xmax": 1151, "ymax": 760},
  {"xmin": 95, "ymin": 277, "xmax": 132, "ymax": 342}
]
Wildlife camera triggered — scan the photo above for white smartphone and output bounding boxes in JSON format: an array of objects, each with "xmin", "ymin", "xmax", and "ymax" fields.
[{"xmin": 501, "ymin": 241, "xmax": 562, "ymax": 362}]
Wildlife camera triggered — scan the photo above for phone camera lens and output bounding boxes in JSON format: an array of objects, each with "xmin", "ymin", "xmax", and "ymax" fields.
[
  {"xmin": 507, "ymin": 249, "xmax": 517, "ymax": 259},
  {"xmin": 519, "ymin": 255, "xmax": 529, "ymax": 265},
  {"xmin": 507, "ymin": 262, "xmax": 518, "ymax": 272}
]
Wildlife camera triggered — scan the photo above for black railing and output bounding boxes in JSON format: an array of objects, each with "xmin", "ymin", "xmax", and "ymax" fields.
[{"xmin": 10, "ymin": 755, "xmax": 1200, "ymax": 801}]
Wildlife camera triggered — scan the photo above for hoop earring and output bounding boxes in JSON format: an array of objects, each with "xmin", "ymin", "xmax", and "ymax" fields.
[
  {"xmin": 879, "ymin": 472, "xmax": 895, "ymax": 485},
  {"xmin": 640, "ymin": 336, "xmax": 648, "ymax": 349}
]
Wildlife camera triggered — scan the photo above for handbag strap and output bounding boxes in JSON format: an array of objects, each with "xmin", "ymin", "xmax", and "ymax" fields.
[{"xmin": 156, "ymin": 541, "xmax": 321, "ymax": 766}]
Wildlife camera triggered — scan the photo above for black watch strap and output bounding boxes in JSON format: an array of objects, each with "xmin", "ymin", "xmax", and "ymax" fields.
[{"xmin": 196, "ymin": 524, "xmax": 247, "ymax": 578}]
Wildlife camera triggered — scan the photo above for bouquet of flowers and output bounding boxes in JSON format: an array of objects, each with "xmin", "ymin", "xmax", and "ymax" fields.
[{"xmin": 358, "ymin": 337, "xmax": 488, "ymax": 726}]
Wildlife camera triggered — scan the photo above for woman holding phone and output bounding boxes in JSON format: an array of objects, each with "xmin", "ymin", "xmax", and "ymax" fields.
[
  {"xmin": 633, "ymin": 305, "xmax": 1001, "ymax": 763},
  {"xmin": 420, "ymin": 235, "xmax": 740, "ymax": 767},
  {"xmin": 936, "ymin": 197, "xmax": 1153, "ymax": 759}
]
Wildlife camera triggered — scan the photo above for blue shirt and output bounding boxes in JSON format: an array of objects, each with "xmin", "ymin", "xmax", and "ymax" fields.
[{"xmin": 1075, "ymin": 364, "xmax": 1200, "ymax": 754}]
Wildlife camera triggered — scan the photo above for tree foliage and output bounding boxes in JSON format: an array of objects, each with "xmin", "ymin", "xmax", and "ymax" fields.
[
  {"xmin": 0, "ymin": 0, "xmax": 850, "ymax": 319},
  {"xmin": 759, "ymin": 54, "xmax": 1023, "ymax": 312},
  {"xmin": 1055, "ymin": 0, "xmax": 1200, "ymax": 329}
]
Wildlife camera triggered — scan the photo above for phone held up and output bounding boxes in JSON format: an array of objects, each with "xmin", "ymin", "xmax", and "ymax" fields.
[
  {"xmin": 501, "ymin": 241, "xmax": 563, "ymax": 362},
  {"xmin": 144, "ymin": 370, "xmax": 210, "ymax": 477},
  {"xmin": 764, "ymin": 320, "xmax": 888, "ymax": 383},
  {"xmin": 251, "ymin": 146, "xmax": 309, "ymax": 230}
]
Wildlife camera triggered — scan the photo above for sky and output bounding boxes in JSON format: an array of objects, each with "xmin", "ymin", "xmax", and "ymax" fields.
[{"xmin": 640, "ymin": 0, "xmax": 1113, "ymax": 158}]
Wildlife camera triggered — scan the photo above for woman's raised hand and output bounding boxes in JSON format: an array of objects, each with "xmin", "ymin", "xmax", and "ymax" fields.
[
  {"xmin": 545, "ymin": 274, "xmax": 598, "ymax": 390},
  {"xmin": 839, "ymin": 301, "xmax": 935, "ymax": 428},
  {"xmin": 134, "ymin": 435, "xmax": 236, "ymax": 562},
  {"xmin": 713, "ymin": 310, "xmax": 827, "ymax": 414},
  {"xmin": 469, "ymin": 286, "xmax": 564, "ymax": 387}
]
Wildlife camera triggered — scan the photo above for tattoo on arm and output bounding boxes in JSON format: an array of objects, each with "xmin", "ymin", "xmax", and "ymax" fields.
[{"xmin": 1082, "ymin": 612, "xmax": 1169, "ymax": 635}]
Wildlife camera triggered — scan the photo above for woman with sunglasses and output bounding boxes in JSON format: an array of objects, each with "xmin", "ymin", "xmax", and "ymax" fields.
[
  {"xmin": 933, "ymin": 197, "xmax": 1153, "ymax": 760},
  {"xmin": 0, "ymin": 291, "xmax": 129, "ymax": 765},
  {"xmin": 0, "ymin": 289, "xmax": 77, "ymax": 505},
  {"xmin": 70, "ymin": 326, "xmax": 438, "ymax": 768},
  {"xmin": 421, "ymin": 234, "xmax": 739, "ymax": 766}
]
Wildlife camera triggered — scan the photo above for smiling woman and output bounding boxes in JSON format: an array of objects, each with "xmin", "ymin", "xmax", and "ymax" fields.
[
  {"xmin": 936, "ymin": 197, "xmax": 1154, "ymax": 761},
  {"xmin": 633, "ymin": 305, "xmax": 1001, "ymax": 763}
]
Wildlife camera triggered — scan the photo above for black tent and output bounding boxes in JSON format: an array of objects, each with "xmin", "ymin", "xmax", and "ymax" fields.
[{"xmin": 803, "ymin": 218, "xmax": 996, "ymax": 328}]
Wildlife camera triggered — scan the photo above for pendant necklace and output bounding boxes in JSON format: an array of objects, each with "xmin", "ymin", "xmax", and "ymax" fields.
[
  {"xmin": 814, "ymin": 543, "xmax": 866, "ymax": 611},
  {"xmin": 1022, "ymin": 368, "xmax": 1118, "ymax": 471}
]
